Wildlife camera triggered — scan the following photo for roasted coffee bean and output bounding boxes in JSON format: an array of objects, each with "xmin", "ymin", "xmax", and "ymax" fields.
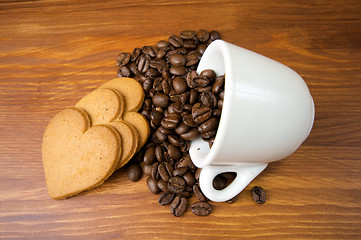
[
  {"xmin": 175, "ymin": 122, "xmax": 190, "ymax": 135},
  {"xmin": 150, "ymin": 110, "xmax": 163, "ymax": 126},
  {"xmin": 152, "ymin": 92, "xmax": 169, "ymax": 109},
  {"xmin": 198, "ymin": 117, "xmax": 219, "ymax": 134},
  {"xmin": 183, "ymin": 39, "xmax": 197, "ymax": 49},
  {"xmin": 168, "ymin": 35, "xmax": 183, "ymax": 48},
  {"xmin": 153, "ymin": 127, "xmax": 168, "ymax": 143},
  {"xmin": 180, "ymin": 128, "xmax": 199, "ymax": 141},
  {"xmin": 251, "ymin": 186, "xmax": 266, "ymax": 204},
  {"xmin": 193, "ymin": 75, "xmax": 210, "ymax": 88},
  {"xmin": 180, "ymin": 30, "xmax": 196, "ymax": 40},
  {"xmin": 213, "ymin": 174, "xmax": 228, "ymax": 190},
  {"xmin": 180, "ymin": 92, "xmax": 190, "ymax": 104},
  {"xmin": 186, "ymin": 70, "xmax": 198, "ymax": 88},
  {"xmin": 128, "ymin": 62, "xmax": 140, "ymax": 76},
  {"xmin": 173, "ymin": 167, "xmax": 188, "ymax": 177},
  {"xmin": 197, "ymin": 29, "xmax": 210, "ymax": 42},
  {"xmin": 212, "ymin": 75, "xmax": 225, "ymax": 94},
  {"xmin": 196, "ymin": 86, "xmax": 212, "ymax": 93},
  {"xmin": 147, "ymin": 177, "xmax": 160, "ymax": 194},
  {"xmin": 156, "ymin": 40, "xmax": 170, "ymax": 49},
  {"xmin": 189, "ymin": 89, "xmax": 198, "ymax": 104},
  {"xmin": 119, "ymin": 65, "xmax": 131, "ymax": 77},
  {"xmin": 213, "ymin": 108, "xmax": 222, "ymax": 117},
  {"xmin": 166, "ymin": 47, "xmax": 187, "ymax": 58},
  {"xmin": 197, "ymin": 43, "xmax": 207, "ymax": 54},
  {"xmin": 161, "ymin": 112, "xmax": 181, "ymax": 129},
  {"xmin": 146, "ymin": 68, "xmax": 160, "ymax": 79},
  {"xmin": 200, "ymin": 91, "xmax": 217, "ymax": 108},
  {"xmin": 157, "ymin": 49, "xmax": 166, "ymax": 59},
  {"xmin": 142, "ymin": 45, "xmax": 158, "ymax": 58},
  {"xmin": 180, "ymin": 140, "xmax": 190, "ymax": 153},
  {"xmin": 116, "ymin": 52, "xmax": 131, "ymax": 66},
  {"xmin": 219, "ymin": 89, "xmax": 225, "ymax": 99},
  {"xmin": 209, "ymin": 30, "xmax": 221, "ymax": 41},
  {"xmin": 169, "ymin": 66, "xmax": 187, "ymax": 76},
  {"xmin": 158, "ymin": 162, "xmax": 173, "ymax": 182},
  {"xmin": 131, "ymin": 47, "xmax": 141, "ymax": 62},
  {"xmin": 226, "ymin": 193, "xmax": 240, "ymax": 204},
  {"xmin": 144, "ymin": 145, "xmax": 156, "ymax": 165},
  {"xmin": 155, "ymin": 144, "xmax": 165, "ymax": 162},
  {"xmin": 169, "ymin": 53, "xmax": 186, "ymax": 66},
  {"xmin": 172, "ymin": 76, "xmax": 188, "ymax": 94},
  {"xmin": 176, "ymin": 154, "xmax": 192, "ymax": 169},
  {"xmin": 193, "ymin": 184, "xmax": 207, "ymax": 202},
  {"xmin": 150, "ymin": 59, "xmax": 166, "ymax": 72},
  {"xmin": 183, "ymin": 172, "xmax": 195, "ymax": 186},
  {"xmin": 167, "ymin": 144, "xmax": 182, "ymax": 160},
  {"xmin": 151, "ymin": 162, "xmax": 160, "ymax": 179},
  {"xmin": 159, "ymin": 192, "xmax": 175, "ymax": 206},
  {"xmin": 137, "ymin": 54, "xmax": 151, "ymax": 73},
  {"xmin": 142, "ymin": 78, "xmax": 153, "ymax": 92},
  {"xmin": 170, "ymin": 196, "xmax": 187, "ymax": 217},
  {"xmin": 126, "ymin": 163, "xmax": 142, "ymax": 182},
  {"xmin": 218, "ymin": 98, "xmax": 223, "ymax": 109},
  {"xmin": 201, "ymin": 129, "xmax": 216, "ymax": 139},
  {"xmin": 142, "ymin": 162, "xmax": 153, "ymax": 176},
  {"xmin": 192, "ymin": 103, "xmax": 212, "ymax": 124},
  {"xmin": 167, "ymin": 135, "xmax": 184, "ymax": 147},
  {"xmin": 161, "ymin": 78, "xmax": 171, "ymax": 95},
  {"xmin": 168, "ymin": 176, "xmax": 186, "ymax": 194},
  {"xmin": 186, "ymin": 51, "xmax": 201, "ymax": 66},
  {"xmin": 191, "ymin": 201, "xmax": 211, "ymax": 216},
  {"xmin": 195, "ymin": 168, "xmax": 202, "ymax": 181},
  {"xmin": 183, "ymin": 114, "xmax": 198, "ymax": 127},
  {"xmin": 200, "ymin": 69, "xmax": 216, "ymax": 81}
]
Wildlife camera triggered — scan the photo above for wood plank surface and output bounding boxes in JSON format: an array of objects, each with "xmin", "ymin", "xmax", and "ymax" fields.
[{"xmin": 1, "ymin": 0, "xmax": 361, "ymax": 239}]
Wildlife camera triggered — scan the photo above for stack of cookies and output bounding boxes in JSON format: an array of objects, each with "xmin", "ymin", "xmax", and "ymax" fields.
[{"xmin": 42, "ymin": 77, "xmax": 150, "ymax": 199}]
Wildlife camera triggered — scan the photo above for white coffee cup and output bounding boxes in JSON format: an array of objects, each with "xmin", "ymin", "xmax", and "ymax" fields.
[{"xmin": 189, "ymin": 40, "xmax": 315, "ymax": 202}]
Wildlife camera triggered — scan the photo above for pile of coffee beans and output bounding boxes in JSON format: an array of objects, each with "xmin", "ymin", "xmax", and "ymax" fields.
[{"xmin": 119, "ymin": 30, "xmax": 266, "ymax": 216}]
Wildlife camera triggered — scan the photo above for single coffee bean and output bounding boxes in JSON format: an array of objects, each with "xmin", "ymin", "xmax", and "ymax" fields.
[
  {"xmin": 183, "ymin": 39, "xmax": 197, "ymax": 49},
  {"xmin": 169, "ymin": 53, "xmax": 186, "ymax": 66},
  {"xmin": 141, "ymin": 45, "xmax": 158, "ymax": 58},
  {"xmin": 156, "ymin": 40, "xmax": 170, "ymax": 49},
  {"xmin": 175, "ymin": 154, "xmax": 192, "ymax": 169},
  {"xmin": 151, "ymin": 162, "xmax": 160, "ymax": 179},
  {"xmin": 213, "ymin": 174, "xmax": 228, "ymax": 190},
  {"xmin": 198, "ymin": 117, "xmax": 219, "ymax": 134},
  {"xmin": 172, "ymin": 76, "xmax": 188, "ymax": 94},
  {"xmin": 201, "ymin": 129, "xmax": 217, "ymax": 139},
  {"xmin": 175, "ymin": 122, "xmax": 190, "ymax": 135},
  {"xmin": 197, "ymin": 29, "xmax": 210, "ymax": 42},
  {"xmin": 158, "ymin": 162, "xmax": 172, "ymax": 182},
  {"xmin": 161, "ymin": 112, "xmax": 181, "ymax": 129},
  {"xmin": 191, "ymin": 201, "xmax": 212, "ymax": 216},
  {"xmin": 146, "ymin": 68, "xmax": 160, "ymax": 79},
  {"xmin": 168, "ymin": 35, "xmax": 183, "ymax": 48},
  {"xmin": 173, "ymin": 167, "xmax": 188, "ymax": 177},
  {"xmin": 192, "ymin": 103, "xmax": 212, "ymax": 124},
  {"xmin": 200, "ymin": 69, "xmax": 216, "ymax": 80},
  {"xmin": 155, "ymin": 144, "xmax": 165, "ymax": 162},
  {"xmin": 168, "ymin": 134, "xmax": 184, "ymax": 147},
  {"xmin": 183, "ymin": 114, "xmax": 198, "ymax": 127},
  {"xmin": 167, "ymin": 144, "xmax": 182, "ymax": 160},
  {"xmin": 193, "ymin": 184, "xmax": 207, "ymax": 202},
  {"xmin": 126, "ymin": 163, "xmax": 142, "ymax": 182},
  {"xmin": 170, "ymin": 196, "xmax": 187, "ymax": 217},
  {"xmin": 226, "ymin": 193, "xmax": 240, "ymax": 204},
  {"xmin": 189, "ymin": 89, "xmax": 198, "ymax": 104},
  {"xmin": 183, "ymin": 172, "xmax": 195, "ymax": 186},
  {"xmin": 137, "ymin": 54, "xmax": 150, "ymax": 73},
  {"xmin": 195, "ymin": 168, "xmax": 202, "ymax": 181},
  {"xmin": 251, "ymin": 186, "xmax": 266, "ymax": 204},
  {"xmin": 116, "ymin": 52, "xmax": 131, "ymax": 66},
  {"xmin": 159, "ymin": 192, "xmax": 175, "ymax": 206},
  {"xmin": 157, "ymin": 179, "xmax": 169, "ymax": 193},
  {"xmin": 212, "ymin": 75, "xmax": 225, "ymax": 94},
  {"xmin": 186, "ymin": 51, "xmax": 201, "ymax": 66},
  {"xmin": 200, "ymin": 91, "xmax": 217, "ymax": 108},
  {"xmin": 131, "ymin": 47, "xmax": 141, "ymax": 62},
  {"xmin": 152, "ymin": 92, "xmax": 170, "ymax": 109},
  {"xmin": 209, "ymin": 30, "xmax": 221, "ymax": 41},
  {"xmin": 157, "ymin": 49, "xmax": 166, "ymax": 59},
  {"xmin": 180, "ymin": 128, "xmax": 199, "ymax": 141},
  {"xmin": 168, "ymin": 176, "xmax": 186, "ymax": 194},
  {"xmin": 150, "ymin": 110, "xmax": 163, "ymax": 126},
  {"xmin": 153, "ymin": 127, "xmax": 168, "ymax": 143},
  {"xmin": 119, "ymin": 65, "xmax": 131, "ymax": 77},
  {"xmin": 142, "ymin": 163, "xmax": 153, "ymax": 176},
  {"xmin": 180, "ymin": 30, "xmax": 196, "ymax": 40},
  {"xmin": 169, "ymin": 66, "xmax": 187, "ymax": 76},
  {"xmin": 150, "ymin": 59, "xmax": 166, "ymax": 72},
  {"xmin": 180, "ymin": 140, "xmax": 190, "ymax": 153},
  {"xmin": 218, "ymin": 98, "xmax": 223, "ymax": 109},
  {"xmin": 142, "ymin": 78, "xmax": 153, "ymax": 92},
  {"xmin": 161, "ymin": 78, "xmax": 171, "ymax": 95},
  {"xmin": 147, "ymin": 177, "xmax": 160, "ymax": 194}
]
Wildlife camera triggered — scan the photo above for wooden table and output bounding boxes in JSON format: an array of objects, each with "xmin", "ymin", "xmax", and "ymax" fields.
[{"xmin": 1, "ymin": 0, "xmax": 361, "ymax": 239}]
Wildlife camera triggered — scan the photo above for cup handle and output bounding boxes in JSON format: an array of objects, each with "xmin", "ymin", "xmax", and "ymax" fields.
[{"xmin": 199, "ymin": 163, "xmax": 268, "ymax": 202}]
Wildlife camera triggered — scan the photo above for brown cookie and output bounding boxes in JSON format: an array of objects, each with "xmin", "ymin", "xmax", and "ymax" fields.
[
  {"xmin": 42, "ymin": 108, "xmax": 122, "ymax": 199},
  {"xmin": 123, "ymin": 111, "xmax": 150, "ymax": 152}
]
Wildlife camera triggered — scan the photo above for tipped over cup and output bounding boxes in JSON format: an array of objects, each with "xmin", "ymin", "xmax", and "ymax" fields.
[{"xmin": 189, "ymin": 40, "xmax": 315, "ymax": 202}]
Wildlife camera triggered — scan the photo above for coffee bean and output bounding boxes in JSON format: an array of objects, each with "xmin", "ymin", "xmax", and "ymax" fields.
[
  {"xmin": 175, "ymin": 122, "xmax": 190, "ymax": 135},
  {"xmin": 183, "ymin": 39, "xmax": 197, "ymax": 49},
  {"xmin": 156, "ymin": 40, "xmax": 170, "ymax": 49},
  {"xmin": 198, "ymin": 117, "xmax": 219, "ymax": 134},
  {"xmin": 161, "ymin": 78, "xmax": 171, "ymax": 95},
  {"xmin": 126, "ymin": 163, "xmax": 142, "ymax": 182},
  {"xmin": 193, "ymin": 184, "xmax": 207, "ymax": 202},
  {"xmin": 142, "ymin": 162, "xmax": 153, "ymax": 176},
  {"xmin": 180, "ymin": 30, "xmax": 196, "ymax": 40},
  {"xmin": 189, "ymin": 89, "xmax": 198, "ymax": 104},
  {"xmin": 251, "ymin": 186, "xmax": 266, "ymax": 204},
  {"xmin": 168, "ymin": 176, "xmax": 186, "ymax": 194},
  {"xmin": 170, "ymin": 196, "xmax": 187, "ymax": 217},
  {"xmin": 197, "ymin": 29, "xmax": 210, "ymax": 42},
  {"xmin": 155, "ymin": 145, "xmax": 165, "ymax": 162},
  {"xmin": 186, "ymin": 51, "xmax": 201, "ymax": 66},
  {"xmin": 159, "ymin": 192, "xmax": 175, "ymax": 206},
  {"xmin": 183, "ymin": 172, "xmax": 195, "ymax": 186},
  {"xmin": 183, "ymin": 114, "xmax": 197, "ymax": 127},
  {"xmin": 169, "ymin": 53, "xmax": 186, "ymax": 66},
  {"xmin": 137, "ymin": 54, "xmax": 151, "ymax": 73},
  {"xmin": 161, "ymin": 112, "xmax": 181, "ymax": 129},
  {"xmin": 153, "ymin": 127, "xmax": 168, "ymax": 143},
  {"xmin": 142, "ymin": 45, "xmax": 158, "ymax": 58},
  {"xmin": 197, "ymin": 43, "xmax": 207, "ymax": 54},
  {"xmin": 209, "ymin": 30, "xmax": 221, "ymax": 41},
  {"xmin": 119, "ymin": 65, "xmax": 131, "ymax": 77},
  {"xmin": 180, "ymin": 128, "xmax": 199, "ymax": 141},
  {"xmin": 147, "ymin": 177, "xmax": 160, "ymax": 194},
  {"xmin": 131, "ymin": 48, "xmax": 141, "ymax": 62},
  {"xmin": 158, "ymin": 162, "xmax": 172, "ymax": 182},
  {"xmin": 173, "ymin": 167, "xmax": 188, "ymax": 177},
  {"xmin": 116, "ymin": 52, "xmax": 131, "ymax": 66},
  {"xmin": 150, "ymin": 110, "xmax": 163, "ymax": 127},
  {"xmin": 192, "ymin": 103, "xmax": 212, "ymax": 124},
  {"xmin": 172, "ymin": 76, "xmax": 188, "ymax": 94},
  {"xmin": 195, "ymin": 168, "xmax": 202, "ymax": 181},
  {"xmin": 168, "ymin": 134, "xmax": 184, "ymax": 147},
  {"xmin": 213, "ymin": 174, "xmax": 228, "ymax": 190},
  {"xmin": 218, "ymin": 98, "xmax": 223, "ymax": 109},
  {"xmin": 212, "ymin": 75, "xmax": 225, "ymax": 94},
  {"xmin": 168, "ymin": 35, "xmax": 183, "ymax": 48},
  {"xmin": 152, "ymin": 92, "xmax": 169, "ymax": 109},
  {"xmin": 200, "ymin": 91, "xmax": 217, "ymax": 108},
  {"xmin": 175, "ymin": 154, "xmax": 192, "ymax": 169},
  {"xmin": 151, "ymin": 162, "xmax": 160, "ymax": 179},
  {"xmin": 191, "ymin": 201, "xmax": 211, "ymax": 216},
  {"xmin": 200, "ymin": 69, "xmax": 216, "ymax": 80},
  {"xmin": 169, "ymin": 66, "xmax": 187, "ymax": 76},
  {"xmin": 167, "ymin": 144, "xmax": 181, "ymax": 160}
]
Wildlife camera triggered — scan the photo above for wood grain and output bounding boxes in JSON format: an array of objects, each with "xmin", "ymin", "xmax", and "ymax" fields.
[{"xmin": 1, "ymin": 0, "xmax": 361, "ymax": 239}]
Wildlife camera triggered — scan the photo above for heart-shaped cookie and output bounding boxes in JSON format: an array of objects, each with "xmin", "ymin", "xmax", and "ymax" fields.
[{"xmin": 42, "ymin": 108, "xmax": 121, "ymax": 199}]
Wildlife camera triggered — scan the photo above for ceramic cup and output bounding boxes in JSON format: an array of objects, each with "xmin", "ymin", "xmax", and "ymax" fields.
[{"xmin": 189, "ymin": 40, "xmax": 315, "ymax": 202}]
